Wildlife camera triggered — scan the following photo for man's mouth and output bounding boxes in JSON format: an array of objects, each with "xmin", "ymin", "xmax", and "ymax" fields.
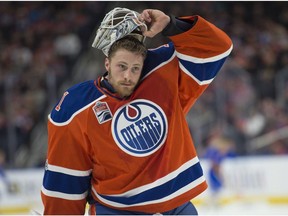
[{"xmin": 120, "ymin": 82, "xmax": 133, "ymax": 87}]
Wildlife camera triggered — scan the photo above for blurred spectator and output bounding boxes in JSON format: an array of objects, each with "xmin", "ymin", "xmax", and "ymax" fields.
[{"xmin": 54, "ymin": 31, "xmax": 82, "ymax": 59}]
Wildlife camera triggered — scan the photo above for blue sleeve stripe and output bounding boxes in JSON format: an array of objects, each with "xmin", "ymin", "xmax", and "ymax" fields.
[
  {"xmin": 176, "ymin": 45, "xmax": 233, "ymax": 84},
  {"xmin": 43, "ymin": 169, "xmax": 91, "ymax": 195},
  {"xmin": 93, "ymin": 159, "xmax": 205, "ymax": 207},
  {"xmin": 179, "ymin": 58, "xmax": 227, "ymax": 84}
]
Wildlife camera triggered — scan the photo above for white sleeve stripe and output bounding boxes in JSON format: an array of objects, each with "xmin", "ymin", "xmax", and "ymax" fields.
[
  {"xmin": 47, "ymin": 163, "xmax": 92, "ymax": 177},
  {"xmin": 176, "ymin": 44, "xmax": 233, "ymax": 63},
  {"xmin": 41, "ymin": 186, "xmax": 88, "ymax": 200},
  {"xmin": 49, "ymin": 95, "xmax": 107, "ymax": 126}
]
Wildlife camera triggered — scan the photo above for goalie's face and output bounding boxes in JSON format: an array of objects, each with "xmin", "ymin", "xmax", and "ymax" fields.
[{"xmin": 105, "ymin": 48, "xmax": 144, "ymax": 98}]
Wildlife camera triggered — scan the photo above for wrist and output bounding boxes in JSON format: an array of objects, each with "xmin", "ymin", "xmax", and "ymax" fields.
[
  {"xmin": 162, "ymin": 15, "xmax": 197, "ymax": 37},
  {"xmin": 163, "ymin": 14, "xmax": 171, "ymax": 29}
]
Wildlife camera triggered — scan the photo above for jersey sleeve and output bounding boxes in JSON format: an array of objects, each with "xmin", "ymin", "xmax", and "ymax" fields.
[
  {"xmin": 41, "ymin": 83, "xmax": 96, "ymax": 215},
  {"xmin": 169, "ymin": 15, "xmax": 233, "ymax": 114}
]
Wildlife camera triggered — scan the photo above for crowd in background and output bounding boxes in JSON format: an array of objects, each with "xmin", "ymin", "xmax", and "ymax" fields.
[
  {"xmin": 0, "ymin": 2, "xmax": 108, "ymax": 166},
  {"xmin": 0, "ymin": 1, "xmax": 287, "ymax": 168}
]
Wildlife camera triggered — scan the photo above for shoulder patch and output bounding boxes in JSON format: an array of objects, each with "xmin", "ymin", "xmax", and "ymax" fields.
[{"xmin": 92, "ymin": 101, "xmax": 113, "ymax": 124}]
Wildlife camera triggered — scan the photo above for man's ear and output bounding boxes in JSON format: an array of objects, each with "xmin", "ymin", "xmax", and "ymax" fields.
[{"xmin": 105, "ymin": 58, "xmax": 109, "ymax": 71}]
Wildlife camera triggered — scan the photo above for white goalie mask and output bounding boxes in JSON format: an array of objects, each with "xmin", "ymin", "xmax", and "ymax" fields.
[{"xmin": 92, "ymin": 7, "xmax": 147, "ymax": 56}]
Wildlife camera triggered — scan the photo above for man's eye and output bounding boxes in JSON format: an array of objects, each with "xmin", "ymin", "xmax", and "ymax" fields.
[
  {"xmin": 119, "ymin": 64, "xmax": 126, "ymax": 70},
  {"xmin": 119, "ymin": 64, "xmax": 123, "ymax": 68},
  {"xmin": 132, "ymin": 67, "xmax": 140, "ymax": 73}
]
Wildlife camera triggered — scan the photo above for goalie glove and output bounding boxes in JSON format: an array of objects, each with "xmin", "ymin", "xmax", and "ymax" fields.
[{"xmin": 92, "ymin": 7, "xmax": 147, "ymax": 56}]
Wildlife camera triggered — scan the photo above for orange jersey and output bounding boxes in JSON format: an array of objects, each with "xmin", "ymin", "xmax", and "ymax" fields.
[{"xmin": 41, "ymin": 15, "xmax": 233, "ymax": 215}]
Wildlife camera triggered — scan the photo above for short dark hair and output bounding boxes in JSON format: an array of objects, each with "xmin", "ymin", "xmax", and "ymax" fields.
[{"xmin": 108, "ymin": 35, "xmax": 147, "ymax": 60}]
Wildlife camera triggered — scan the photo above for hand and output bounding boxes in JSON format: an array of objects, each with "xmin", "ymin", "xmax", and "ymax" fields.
[{"xmin": 139, "ymin": 9, "xmax": 170, "ymax": 38}]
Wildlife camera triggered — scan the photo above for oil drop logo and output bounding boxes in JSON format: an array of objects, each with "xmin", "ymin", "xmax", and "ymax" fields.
[{"xmin": 112, "ymin": 99, "xmax": 168, "ymax": 157}]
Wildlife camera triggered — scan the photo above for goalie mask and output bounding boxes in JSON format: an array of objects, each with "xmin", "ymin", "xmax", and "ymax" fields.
[{"xmin": 92, "ymin": 7, "xmax": 147, "ymax": 56}]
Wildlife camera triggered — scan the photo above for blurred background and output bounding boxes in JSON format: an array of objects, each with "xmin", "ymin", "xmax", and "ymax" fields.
[{"xmin": 0, "ymin": 1, "xmax": 287, "ymax": 214}]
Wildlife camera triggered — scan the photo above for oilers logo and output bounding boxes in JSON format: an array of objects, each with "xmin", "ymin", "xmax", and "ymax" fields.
[{"xmin": 112, "ymin": 99, "xmax": 168, "ymax": 157}]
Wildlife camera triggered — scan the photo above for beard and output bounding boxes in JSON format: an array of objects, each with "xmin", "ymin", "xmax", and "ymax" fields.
[{"xmin": 107, "ymin": 71, "xmax": 139, "ymax": 98}]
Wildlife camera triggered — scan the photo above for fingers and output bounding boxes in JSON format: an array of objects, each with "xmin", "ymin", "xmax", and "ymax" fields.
[
  {"xmin": 139, "ymin": 9, "xmax": 170, "ymax": 38},
  {"xmin": 140, "ymin": 9, "xmax": 152, "ymax": 23},
  {"xmin": 138, "ymin": 10, "xmax": 153, "ymax": 37}
]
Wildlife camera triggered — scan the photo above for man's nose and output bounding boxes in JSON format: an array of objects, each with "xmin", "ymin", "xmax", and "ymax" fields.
[{"xmin": 123, "ymin": 69, "xmax": 132, "ymax": 81}]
